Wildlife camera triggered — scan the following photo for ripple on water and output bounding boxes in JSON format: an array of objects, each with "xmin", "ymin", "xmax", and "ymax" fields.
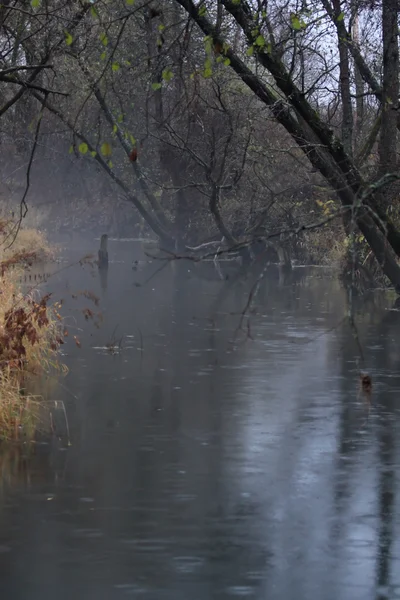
[
  {"xmin": 72, "ymin": 528, "xmax": 103, "ymax": 539},
  {"xmin": 120, "ymin": 538, "xmax": 170, "ymax": 552},
  {"xmin": 225, "ymin": 586, "xmax": 256, "ymax": 596},
  {"xmin": 113, "ymin": 583, "xmax": 148, "ymax": 595},
  {"xmin": 172, "ymin": 555, "xmax": 205, "ymax": 573}
]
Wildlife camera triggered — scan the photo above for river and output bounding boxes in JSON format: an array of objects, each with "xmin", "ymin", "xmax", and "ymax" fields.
[{"xmin": 0, "ymin": 238, "xmax": 400, "ymax": 600}]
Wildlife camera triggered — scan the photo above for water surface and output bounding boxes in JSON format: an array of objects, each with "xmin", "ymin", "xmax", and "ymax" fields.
[{"xmin": 1, "ymin": 239, "xmax": 400, "ymax": 600}]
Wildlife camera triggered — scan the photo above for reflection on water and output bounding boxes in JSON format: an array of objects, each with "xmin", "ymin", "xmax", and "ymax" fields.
[{"xmin": 1, "ymin": 239, "xmax": 400, "ymax": 599}]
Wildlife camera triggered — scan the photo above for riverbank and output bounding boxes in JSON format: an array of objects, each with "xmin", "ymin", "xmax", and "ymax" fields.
[{"xmin": 0, "ymin": 225, "xmax": 64, "ymax": 441}]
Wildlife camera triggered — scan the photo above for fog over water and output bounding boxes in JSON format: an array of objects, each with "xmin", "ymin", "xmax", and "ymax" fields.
[{"xmin": 0, "ymin": 238, "xmax": 400, "ymax": 600}]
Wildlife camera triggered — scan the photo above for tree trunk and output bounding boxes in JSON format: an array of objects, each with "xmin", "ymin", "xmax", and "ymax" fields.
[
  {"xmin": 332, "ymin": 0, "xmax": 353, "ymax": 157},
  {"xmin": 145, "ymin": 3, "xmax": 191, "ymax": 251},
  {"xmin": 379, "ymin": 0, "xmax": 399, "ymax": 175},
  {"xmin": 351, "ymin": 12, "xmax": 364, "ymax": 148}
]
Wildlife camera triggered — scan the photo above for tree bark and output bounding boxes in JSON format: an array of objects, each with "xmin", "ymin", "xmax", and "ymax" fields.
[
  {"xmin": 351, "ymin": 12, "xmax": 364, "ymax": 148},
  {"xmin": 331, "ymin": 0, "xmax": 353, "ymax": 157},
  {"xmin": 379, "ymin": 0, "xmax": 399, "ymax": 175}
]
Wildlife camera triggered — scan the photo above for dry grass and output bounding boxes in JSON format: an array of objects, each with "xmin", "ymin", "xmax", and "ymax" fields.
[
  {"xmin": 0, "ymin": 372, "xmax": 42, "ymax": 441},
  {"xmin": 0, "ymin": 225, "xmax": 55, "ymax": 263},
  {"xmin": 0, "ymin": 229, "xmax": 64, "ymax": 442}
]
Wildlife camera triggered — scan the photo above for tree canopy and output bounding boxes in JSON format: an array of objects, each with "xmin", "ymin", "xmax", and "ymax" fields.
[{"xmin": 0, "ymin": 0, "xmax": 399, "ymax": 287}]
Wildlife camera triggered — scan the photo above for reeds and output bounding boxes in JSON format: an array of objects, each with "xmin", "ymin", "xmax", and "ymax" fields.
[{"xmin": 0, "ymin": 227, "xmax": 64, "ymax": 441}]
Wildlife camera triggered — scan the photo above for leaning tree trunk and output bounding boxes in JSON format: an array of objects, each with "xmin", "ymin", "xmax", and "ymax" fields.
[{"xmin": 174, "ymin": 0, "xmax": 400, "ymax": 291}]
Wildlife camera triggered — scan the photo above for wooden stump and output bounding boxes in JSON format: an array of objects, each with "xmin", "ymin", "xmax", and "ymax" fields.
[{"xmin": 98, "ymin": 234, "xmax": 109, "ymax": 268}]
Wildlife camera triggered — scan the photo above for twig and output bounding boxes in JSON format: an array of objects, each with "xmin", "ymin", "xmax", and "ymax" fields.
[{"xmin": 3, "ymin": 93, "xmax": 48, "ymax": 250}]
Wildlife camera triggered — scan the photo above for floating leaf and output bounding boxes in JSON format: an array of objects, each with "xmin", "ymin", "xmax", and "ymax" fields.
[
  {"xmin": 78, "ymin": 143, "xmax": 88, "ymax": 154},
  {"xmin": 101, "ymin": 142, "xmax": 112, "ymax": 157},
  {"xmin": 65, "ymin": 31, "xmax": 73, "ymax": 46},
  {"xmin": 151, "ymin": 82, "xmax": 162, "ymax": 90},
  {"xmin": 162, "ymin": 68, "xmax": 174, "ymax": 82},
  {"xmin": 111, "ymin": 62, "xmax": 120, "ymax": 72}
]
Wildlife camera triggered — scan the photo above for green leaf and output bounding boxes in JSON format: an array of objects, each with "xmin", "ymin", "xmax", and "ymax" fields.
[
  {"xmin": 151, "ymin": 82, "xmax": 162, "ymax": 91},
  {"xmin": 198, "ymin": 4, "xmax": 206, "ymax": 16},
  {"xmin": 68, "ymin": 145, "xmax": 74, "ymax": 154},
  {"xmin": 112, "ymin": 62, "xmax": 120, "ymax": 72},
  {"xmin": 78, "ymin": 143, "xmax": 88, "ymax": 155},
  {"xmin": 158, "ymin": 24, "xmax": 165, "ymax": 32},
  {"xmin": 99, "ymin": 32, "xmax": 108, "ymax": 46},
  {"xmin": 31, "ymin": 0, "xmax": 40, "ymax": 8},
  {"xmin": 126, "ymin": 0, "xmax": 135, "ymax": 4},
  {"xmin": 204, "ymin": 36, "xmax": 213, "ymax": 55},
  {"xmin": 232, "ymin": 0, "xmax": 241, "ymax": 4},
  {"xmin": 246, "ymin": 45, "xmax": 254, "ymax": 56},
  {"xmin": 117, "ymin": 114, "xmax": 124, "ymax": 123},
  {"xmin": 223, "ymin": 57, "xmax": 231, "ymax": 66},
  {"xmin": 291, "ymin": 15, "xmax": 301, "ymax": 30},
  {"xmin": 291, "ymin": 14, "xmax": 306, "ymax": 30},
  {"xmin": 129, "ymin": 134, "xmax": 136, "ymax": 145},
  {"xmin": 255, "ymin": 35, "xmax": 265, "ymax": 47},
  {"xmin": 162, "ymin": 68, "xmax": 174, "ymax": 82},
  {"xmin": 65, "ymin": 31, "xmax": 73, "ymax": 46},
  {"xmin": 90, "ymin": 151, "xmax": 97, "ymax": 158},
  {"xmin": 337, "ymin": 11, "xmax": 345, "ymax": 21},
  {"xmin": 108, "ymin": 160, "xmax": 113, "ymax": 168},
  {"xmin": 101, "ymin": 142, "xmax": 112, "ymax": 157},
  {"xmin": 90, "ymin": 6, "xmax": 98, "ymax": 19},
  {"xmin": 112, "ymin": 124, "xmax": 118, "ymax": 134},
  {"xmin": 100, "ymin": 51, "xmax": 107, "ymax": 61}
]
